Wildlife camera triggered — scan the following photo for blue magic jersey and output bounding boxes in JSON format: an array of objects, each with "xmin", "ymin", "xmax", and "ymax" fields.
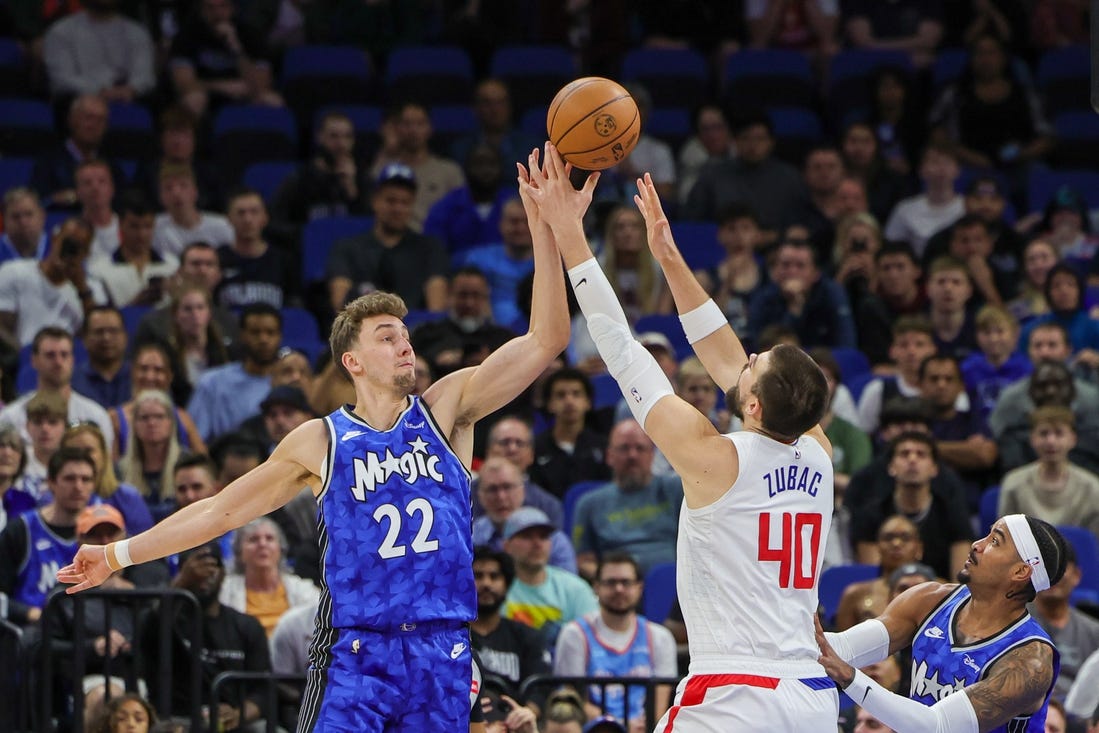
[
  {"xmin": 16, "ymin": 510, "xmax": 77, "ymax": 608},
  {"xmin": 316, "ymin": 399, "xmax": 476, "ymax": 631},
  {"xmin": 910, "ymin": 585, "xmax": 1059, "ymax": 733}
]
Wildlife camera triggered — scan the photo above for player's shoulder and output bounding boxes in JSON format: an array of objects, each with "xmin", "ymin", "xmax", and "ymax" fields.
[{"xmin": 894, "ymin": 580, "xmax": 960, "ymax": 619}]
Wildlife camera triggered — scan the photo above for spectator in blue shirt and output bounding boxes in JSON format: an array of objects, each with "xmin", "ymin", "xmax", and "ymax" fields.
[
  {"xmin": 72, "ymin": 306, "xmax": 132, "ymax": 409},
  {"xmin": 462, "ymin": 198, "xmax": 534, "ymax": 329},
  {"xmin": 961, "ymin": 304, "xmax": 1032, "ymax": 424},
  {"xmin": 186, "ymin": 304, "xmax": 280, "ymax": 441},
  {"xmin": 747, "ymin": 236, "xmax": 857, "ymax": 350}
]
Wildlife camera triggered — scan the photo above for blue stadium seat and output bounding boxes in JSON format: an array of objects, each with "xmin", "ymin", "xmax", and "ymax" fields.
[
  {"xmin": 1037, "ymin": 45, "xmax": 1089, "ymax": 116},
  {"xmin": 931, "ymin": 47, "xmax": 969, "ymax": 92},
  {"xmin": 620, "ymin": 47, "xmax": 709, "ymax": 105},
  {"xmin": 301, "ymin": 216, "xmax": 373, "ymax": 284},
  {"xmin": 770, "ymin": 106, "xmax": 824, "ymax": 165},
  {"xmin": 1053, "ymin": 112, "xmax": 1099, "ymax": 168},
  {"xmin": 243, "ymin": 161, "xmax": 297, "ymax": 206},
  {"xmin": 0, "ymin": 98, "xmax": 57, "ymax": 154},
  {"xmin": 283, "ymin": 45, "xmax": 375, "ymax": 123},
  {"xmin": 642, "ymin": 562, "xmax": 677, "ymax": 623},
  {"xmin": 385, "ymin": 45, "xmax": 473, "ymax": 105},
  {"xmin": 826, "ymin": 49, "xmax": 912, "ymax": 127},
  {"xmin": 120, "ymin": 305, "xmax": 150, "ymax": 337},
  {"xmin": 591, "ymin": 372, "xmax": 622, "ymax": 410},
  {"xmin": 212, "ymin": 105, "xmax": 298, "ymax": 185},
  {"xmin": 429, "ymin": 105, "xmax": 478, "ymax": 156},
  {"xmin": 104, "ymin": 102, "xmax": 154, "ymax": 160},
  {"xmin": 646, "ymin": 107, "xmax": 692, "ymax": 150},
  {"xmin": 831, "ymin": 347, "xmax": 870, "ymax": 381},
  {"xmin": 634, "ymin": 314, "xmax": 691, "ymax": 362},
  {"xmin": 0, "ymin": 39, "xmax": 30, "ymax": 97},
  {"xmin": 562, "ymin": 480, "xmax": 605, "ymax": 540},
  {"xmin": 979, "ymin": 486, "xmax": 1000, "ymax": 536},
  {"xmin": 818, "ymin": 564, "xmax": 879, "ymax": 627},
  {"xmin": 519, "ymin": 107, "xmax": 549, "ymax": 139},
  {"xmin": 669, "ymin": 220, "xmax": 722, "ymax": 272},
  {"xmin": 1058, "ymin": 525, "xmax": 1099, "ymax": 606},
  {"xmin": 490, "ymin": 45, "xmax": 576, "ymax": 116},
  {"xmin": 1026, "ymin": 167, "xmax": 1099, "ymax": 214},
  {"xmin": 723, "ymin": 50, "xmax": 814, "ymax": 109},
  {"xmin": 0, "ymin": 157, "xmax": 34, "ymax": 195},
  {"xmin": 281, "ymin": 307, "xmax": 320, "ymax": 342}
]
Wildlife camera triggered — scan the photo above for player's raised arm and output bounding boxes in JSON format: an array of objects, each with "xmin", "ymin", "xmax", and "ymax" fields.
[
  {"xmin": 633, "ymin": 173, "xmax": 746, "ymax": 394},
  {"xmin": 424, "ymin": 146, "xmax": 572, "ymax": 429},
  {"xmin": 531, "ymin": 145, "xmax": 735, "ymax": 506},
  {"xmin": 58, "ymin": 419, "xmax": 326, "ymax": 593}
]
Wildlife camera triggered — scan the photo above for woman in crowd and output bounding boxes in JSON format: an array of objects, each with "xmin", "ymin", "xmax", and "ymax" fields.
[
  {"xmin": 832, "ymin": 212, "xmax": 884, "ymax": 305},
  {"xmin": 0, "ymin": 425, "xmax": 31, "ymax": 530},
  {"xmin": 218, "ymin": 517, "xmax": 319, "ymax": 637},
  {"xmin": 62, "ymin": 422, "xmax": 153, "ymax": 535},
  {"xmin": 112, "ymin": 342, "xmax": 205, "ymax": 461},
  {"xmin": 89, "ymin": 693, "xmax": 157, "ymax": 733},
  {"xmin": 598, "ymin": 204, "xmax": 670, "ymax": 323},
  {"xmin": 117, "ymin": 390, "xmax": 184, "ymax": 522},
  {"xmin": 1008, "ymin": 238, "xmax": 1057, "ymax": 324},
  {"xmin": 165, "ymin": 282, "xmax": 229, "ymax": 397}
]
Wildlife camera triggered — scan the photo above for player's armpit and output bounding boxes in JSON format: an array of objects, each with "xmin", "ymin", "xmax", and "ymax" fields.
[
  {"xmin": 965, "ymin": 641, "xmax": 1054, "ymax": 731},
  {"xmin": 873, "ymin": 582, "xmax": 955, "ymax": 656}
]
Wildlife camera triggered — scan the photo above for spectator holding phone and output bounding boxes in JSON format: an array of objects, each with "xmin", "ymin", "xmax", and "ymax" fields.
[
  {"xmin": 832, "ymin": 213, "xmax": 884, "ymax": 305},
  {"xmin": 91, "ymin": 191, "xmax": 179, "ymax": 308}
]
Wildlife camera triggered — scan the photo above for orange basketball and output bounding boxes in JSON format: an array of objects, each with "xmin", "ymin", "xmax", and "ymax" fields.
[{"xmin": 547, "ymin": 77, "xmax": 640, "ymax": 171}]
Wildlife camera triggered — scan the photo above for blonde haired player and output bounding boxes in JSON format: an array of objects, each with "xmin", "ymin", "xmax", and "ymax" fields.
[{"xmin": 523, "ymin": 145, "xmax": 838, "ymax": 730}]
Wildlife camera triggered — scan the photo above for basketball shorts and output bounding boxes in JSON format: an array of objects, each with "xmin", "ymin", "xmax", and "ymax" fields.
[
  {"xmin": 655, "ymin": 672, "xmax": 839, "ymax": 732},
  {"xmin": 297, "ymin": 624, "xmax": 472, "ymax": 732}
]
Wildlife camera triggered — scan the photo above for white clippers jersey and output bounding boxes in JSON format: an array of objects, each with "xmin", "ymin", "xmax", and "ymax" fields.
[{"xmin": 677, "ymin": 431, "xmax": 834, "ymax": 675}]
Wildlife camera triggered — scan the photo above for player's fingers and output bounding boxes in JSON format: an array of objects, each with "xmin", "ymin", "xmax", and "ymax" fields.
[{"xmin": 581, "ymin": 171, "xmax": 600, "ymax": 197}]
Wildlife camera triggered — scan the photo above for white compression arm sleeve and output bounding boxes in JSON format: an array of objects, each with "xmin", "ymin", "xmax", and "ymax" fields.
[
  {"xmin": 844, "ymin": 670, "xmax": 979, "ymax": 733},
  {"xmin": 567, "ymin": 258, "xmax": 674, "ymax": 426},
  {"xmin": 825, "ymin": 619, "xmax": 891, "ymax": 669}
]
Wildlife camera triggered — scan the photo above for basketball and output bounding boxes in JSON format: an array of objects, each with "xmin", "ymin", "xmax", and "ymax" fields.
[{"xmin": 547, "ymin": 77, "xmax": 640, "ymax": 171}]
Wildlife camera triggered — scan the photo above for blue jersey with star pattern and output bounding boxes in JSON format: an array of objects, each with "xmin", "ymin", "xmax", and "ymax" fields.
[
  {"xmin": 910, "ymin": 585, "xmax": 1058, "ymax": 733},
  {"xmin": 316, "ymin": 399, "xmax": 475, "ymax": 631}
]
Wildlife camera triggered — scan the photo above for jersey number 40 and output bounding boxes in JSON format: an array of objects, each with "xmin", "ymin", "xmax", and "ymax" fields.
[{"xmin": 757, "ymin": 512, "xmax": 823, "ymax": 589}]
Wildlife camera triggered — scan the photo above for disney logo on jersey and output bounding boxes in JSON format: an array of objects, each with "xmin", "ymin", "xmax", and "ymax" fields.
[
  {"xmin": 911, "ymin": 660, "xmax": 967, "ymax": 701},
  {"xmin": 350, "ymin": 436, "xmax": 444, "ymax": 501}
]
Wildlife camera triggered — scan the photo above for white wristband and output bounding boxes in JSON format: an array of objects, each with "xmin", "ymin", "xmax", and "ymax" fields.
[
  {"xmin": 679, "ymin": 299, "xmax": 727, "ymax": 344},
  {"xmin": 113, "ymin": 539, "xmax": 133, "ymax": 569}
]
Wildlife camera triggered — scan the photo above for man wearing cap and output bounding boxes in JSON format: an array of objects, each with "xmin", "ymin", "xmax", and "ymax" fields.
[
  {"xmin": 571, "ymin": 419, "xmax": 682, "ymax": 583},
  {"xmin": 474, "ymin": 458, "xmax": 576, "ymax": 573},
  {"xmin": 502, "ymin": 505, "xmax": 597, "ymax": 649},
  {"xmin": 818, "ymin": 515, "xmax": 1068, "ymax": 733},
  {"xmin": 0, "ymin": 447, "xmax": 95, "ymax": 627},
  {"xmin": 326, "ymin": 163, "xmax": 450, "ymax": 314}
]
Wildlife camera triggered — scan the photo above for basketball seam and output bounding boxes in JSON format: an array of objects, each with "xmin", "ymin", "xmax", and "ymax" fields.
[
  {"xmin": 548, "ymin": 78, "xmax": 603, "ymax": 140},
  {"xmin": 552, "ymin": 94, "xmax": 632, "ymax": 149},
  {"xmin": 560, "ymin": 107, "xmax": 640, "ymax": 156}
]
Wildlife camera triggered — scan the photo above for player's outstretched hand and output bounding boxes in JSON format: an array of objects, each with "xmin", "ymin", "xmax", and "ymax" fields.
[
  {"xmin": 517, "ymin": 147, "xmax": 547, "ymax": 229},
  {"xmin": 526, "ymin": 142, "xmax": 599, "ymax": 233},
  {"xmin": 633, "ymin": 173, "xmax": 679, "ymax": 263},
  {"xmin": 57, "ymin": 544, "xmax": 115, "ymax": 593},
  {"xmin": 815, "ymin": 616, "xmax": 855, "ymax": 688}
]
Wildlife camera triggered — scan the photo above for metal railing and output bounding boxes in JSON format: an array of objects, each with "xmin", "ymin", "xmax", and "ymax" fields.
[
  {"xmin": 38, "ymin": 588, "xmax": 204, "ymax": 733},
  {"xmin": 519, "ymin": 674, "xmax": 682, "ymax": 729},
  {"xmin": 0, "ymin": 619, "xmax": 27, "ymax": 733},
  {"xmin": 209, "ymin": 672, "xmax": 306, "ymax": 733}
]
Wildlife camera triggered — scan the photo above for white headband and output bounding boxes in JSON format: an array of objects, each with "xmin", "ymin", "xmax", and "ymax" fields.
[{"xmin": 1003, "ymin": 514, "xmax": 1050, "ymax": 592}]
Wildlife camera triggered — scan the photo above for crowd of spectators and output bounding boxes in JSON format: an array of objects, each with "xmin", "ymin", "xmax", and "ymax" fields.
[{"xmin": 0, "ymin": 1, "xmax": 1097, "ymax": 731}]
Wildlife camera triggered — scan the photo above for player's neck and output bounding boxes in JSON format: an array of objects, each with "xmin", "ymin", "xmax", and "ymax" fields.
[
  {"xmin": 350, "ymin": 388, "xmax": 410, "ymax": 430},
  {"xmin": 958, "ymin": 591, "xmax": 1028, "ymax": 637}
]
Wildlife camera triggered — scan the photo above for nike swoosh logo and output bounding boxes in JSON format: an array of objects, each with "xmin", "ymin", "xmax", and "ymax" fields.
[
  {"xmin": 341, "ymin": 430, "xmax": 366, "ymax": 441},
  {"xmin": 577, "ymin": 277, "xmax": 587, "ymax": 286}
]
